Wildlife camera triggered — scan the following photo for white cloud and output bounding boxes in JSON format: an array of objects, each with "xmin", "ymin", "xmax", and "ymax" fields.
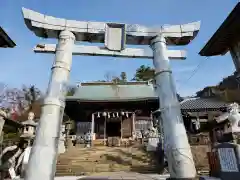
[{"xmin": 178, "ymin": 87, "xmax": 198, "ymax": 97}]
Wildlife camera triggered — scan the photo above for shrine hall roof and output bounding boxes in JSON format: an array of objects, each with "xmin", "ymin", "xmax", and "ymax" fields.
[
  {"xmin": 0, "ymin": 27, "xmax": 16, "ymax": 48},
  {"xmin": 21, "ymin": 119, "xmax": 38, "ymax": 126},
  {"xmin": 199, "ymin": 3, "xmax": 240, "ymax": 56},
  {"xmin": 66, "ymin": 82, "xmax": 158, "ymax": 102}
]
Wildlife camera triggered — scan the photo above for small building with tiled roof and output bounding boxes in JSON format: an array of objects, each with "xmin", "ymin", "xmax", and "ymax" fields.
[
  {"xmin": 180, "ymin": 97, "xmax": 229, "ymax": 112},
  {"xmin": 180, "ymin": 97, "xmax": 233, "ymax": 146}
]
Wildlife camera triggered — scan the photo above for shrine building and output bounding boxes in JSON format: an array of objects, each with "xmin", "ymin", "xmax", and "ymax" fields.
[
  {"xmin": 64, "ymin": 81, "xmax": 230, "ymax": 145},
  {"xmin": 65, "ymin": 81, "xmax": 158, "ymax": 143}
]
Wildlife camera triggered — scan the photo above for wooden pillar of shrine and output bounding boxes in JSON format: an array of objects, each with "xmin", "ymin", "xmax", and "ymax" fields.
[
  {"xmin": 104, "ymin": 116, "xmax": 106, "ymax": 145},
  {"xmin": 120, "ymin": 116, "xmax": 123, "ymax": 140},
  {"xmin": 91, "ymin": 113, "xmax": 95, "ymax": 140},
  {"xmin": 132, "ymin": 113, "xmax": 136, "ymax": 139}
]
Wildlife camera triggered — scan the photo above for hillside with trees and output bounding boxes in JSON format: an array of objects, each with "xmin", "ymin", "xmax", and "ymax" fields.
[
  {"xmin": 132, "ymin": 65, "xmax": 155, "ymax": 81},
  {"xmin": 196, "ymin": 71, "xmax": 240, "ymax": 102},
  {"xmin": 95, "ymin": 65, "xmax": 183, "ymax": 101}
]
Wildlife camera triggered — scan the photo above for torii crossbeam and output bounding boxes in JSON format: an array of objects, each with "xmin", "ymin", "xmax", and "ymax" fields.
[
  {"xmin": 22, "ymin": 7, "xmax": 200, "ymax": 180},
  {"xmin": 34, "ymin": 44, "xmax": 187, "ymax": 60}
]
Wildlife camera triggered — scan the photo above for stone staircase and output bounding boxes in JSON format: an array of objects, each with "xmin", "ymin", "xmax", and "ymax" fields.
[{"xmin": 56, "ymin": 146, "xmax": 160, "ymax": 176}]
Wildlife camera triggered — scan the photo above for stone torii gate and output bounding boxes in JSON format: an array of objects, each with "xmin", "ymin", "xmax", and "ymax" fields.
[{"xmin": 22, "ymin": 8, "xmax": 200, "ymax": 180}]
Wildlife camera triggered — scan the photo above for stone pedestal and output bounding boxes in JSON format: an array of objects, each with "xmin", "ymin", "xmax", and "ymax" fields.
[
  {"xmin": 58, "ymin": 125, "xmax": 66, "ymax": 154},
  {"xmin": 212, "ymin": 142, "xmax": 240, "ymax": 180},
  {"xmin": 147, "ymin": 137, "xmax": 159, "ymax": 151},
  {"xmin": 107, "ymin": 137, "xmax": 120, "ymax": 147},
  {"xmin": 66, "ymin": 138, "xmax": 73, "ymax": 149},
  {"xmin": 21, "ymin": 147, "xmax": 32, "ymax": 178},
  {"xmin": 58, "ymin": 139, "xmax": 66, "ymax": 154},
  {"xmin": 232, "ymin": 132, "xmax": 240, "ymax": 144},
  {"xmin": 92, "ymin": 133, "xmax": 96, "ymax": 141}
]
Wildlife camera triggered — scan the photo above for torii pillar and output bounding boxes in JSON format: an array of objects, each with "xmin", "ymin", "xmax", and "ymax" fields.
[
  {"xmin": 22, "ymin": 8, "xmax": 200, "ymax": 180},
  {"xmin": 200, "ymin": 3, "xmax": 240, "ymax": 80}
]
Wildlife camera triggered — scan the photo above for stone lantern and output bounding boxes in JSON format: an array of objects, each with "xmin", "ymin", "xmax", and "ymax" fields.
[
  {"xmin": 58, "ymin": 124, "xmax": 66, "ymax": 154},
  {"xmin": 65, "ymin": 120, "xmax": 72, "ymax": 136},
  {"xmin": 64, "ymin": 120, "xmax": 72, "ymax": 149},
  {"xmin": 21, "ymin": 112, "xmax": 38, "ymax": 145}
]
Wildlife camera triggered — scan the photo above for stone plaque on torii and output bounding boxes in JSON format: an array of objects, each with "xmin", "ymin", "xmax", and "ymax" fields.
[{"xmin": 22, "ymin": 8, "xmax": 200, "ymax": 180}]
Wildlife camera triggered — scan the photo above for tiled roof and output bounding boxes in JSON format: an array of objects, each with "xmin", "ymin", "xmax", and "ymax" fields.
[
  {"xmin": 66, "ymin": 83, "xmax": 158, "ymax": 102},
  {"xmin": 66, "ymin": 84, "xmax": 230, "ymax": 112},
  {"xmin": 21, "ymin": 119, "xmax": 38, "ymax": 126},
  {"xmin": 0, "ymin": 27, "xmax": 16, "ymax": 48},
  {"xmin": 199, "ymin": 3, "xmax": 240, "ymax": 56},
  {"xmin": 180, "ymin": 97, "xmax": 229, "ymax": 112}
]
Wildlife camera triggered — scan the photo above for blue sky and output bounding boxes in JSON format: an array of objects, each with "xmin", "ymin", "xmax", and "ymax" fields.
[{"xmin": 0, "ymin": 0, "xmax": 238, "ymax": 97}]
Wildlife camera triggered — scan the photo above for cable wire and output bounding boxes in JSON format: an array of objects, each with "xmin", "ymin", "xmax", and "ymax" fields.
[{"xmin": 178, "ymin": 57, "xmax": 210, "ymax": 89}]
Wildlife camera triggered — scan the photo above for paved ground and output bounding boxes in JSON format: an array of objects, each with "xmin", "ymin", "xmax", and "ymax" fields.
[
  {"xmin": 55, "ymin": 172, "xmax": 170, "ymax": 180},
  {"xmin": 54, "ymin": 174, "xmax": 222, "ymax": 180},
  {"xmin": 16, "ymin": 173, "xmax": 221, "ymax": 180}
]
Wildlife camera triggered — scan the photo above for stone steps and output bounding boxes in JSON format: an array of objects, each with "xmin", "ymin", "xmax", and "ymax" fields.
[{"xmin": 56, "ymin": 146, "xmax": 160, "ymax": 176}]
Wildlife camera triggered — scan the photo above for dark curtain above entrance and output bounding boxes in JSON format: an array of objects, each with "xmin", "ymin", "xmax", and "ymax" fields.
[{"xmin": 76, "ymin": 122, "xmax": 91, "ymax": 135}]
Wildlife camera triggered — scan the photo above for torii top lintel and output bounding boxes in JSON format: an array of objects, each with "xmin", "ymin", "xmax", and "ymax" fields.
[{"xmin": 22, "ymin": 7, "xmax": 200, "ymax": 46}]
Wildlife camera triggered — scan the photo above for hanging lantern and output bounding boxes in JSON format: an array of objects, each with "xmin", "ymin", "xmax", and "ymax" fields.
[
  {"xmin": 121, "ymin": 111, "xmax": 124, "ymax": 116},
  {"xmin": 116, "ymin": 112, "xmax": 119, "ymax": 117},
  {"xmin": 126, "ymin": 112, "xmax": 129, "ymax": 118},
  {"xmin": 97, "ymin": 112, "xmax": 100, "ymax": 118},
  {"xmin": 102, "ymin": 112, "xmax": 107, "ymax": 117},
  {"xmin": 108, "ymin": 113, "xmax": 110, "ymax": 118},
  {"xmin": 113, "ymin": 113, "xmax": 115, "ymax": 118}
]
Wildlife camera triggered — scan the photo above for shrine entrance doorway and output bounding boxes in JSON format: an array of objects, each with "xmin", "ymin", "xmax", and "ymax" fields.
[{"xmin": 106, "ymin": 121, "xmax": 121, "ymax": 137}]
